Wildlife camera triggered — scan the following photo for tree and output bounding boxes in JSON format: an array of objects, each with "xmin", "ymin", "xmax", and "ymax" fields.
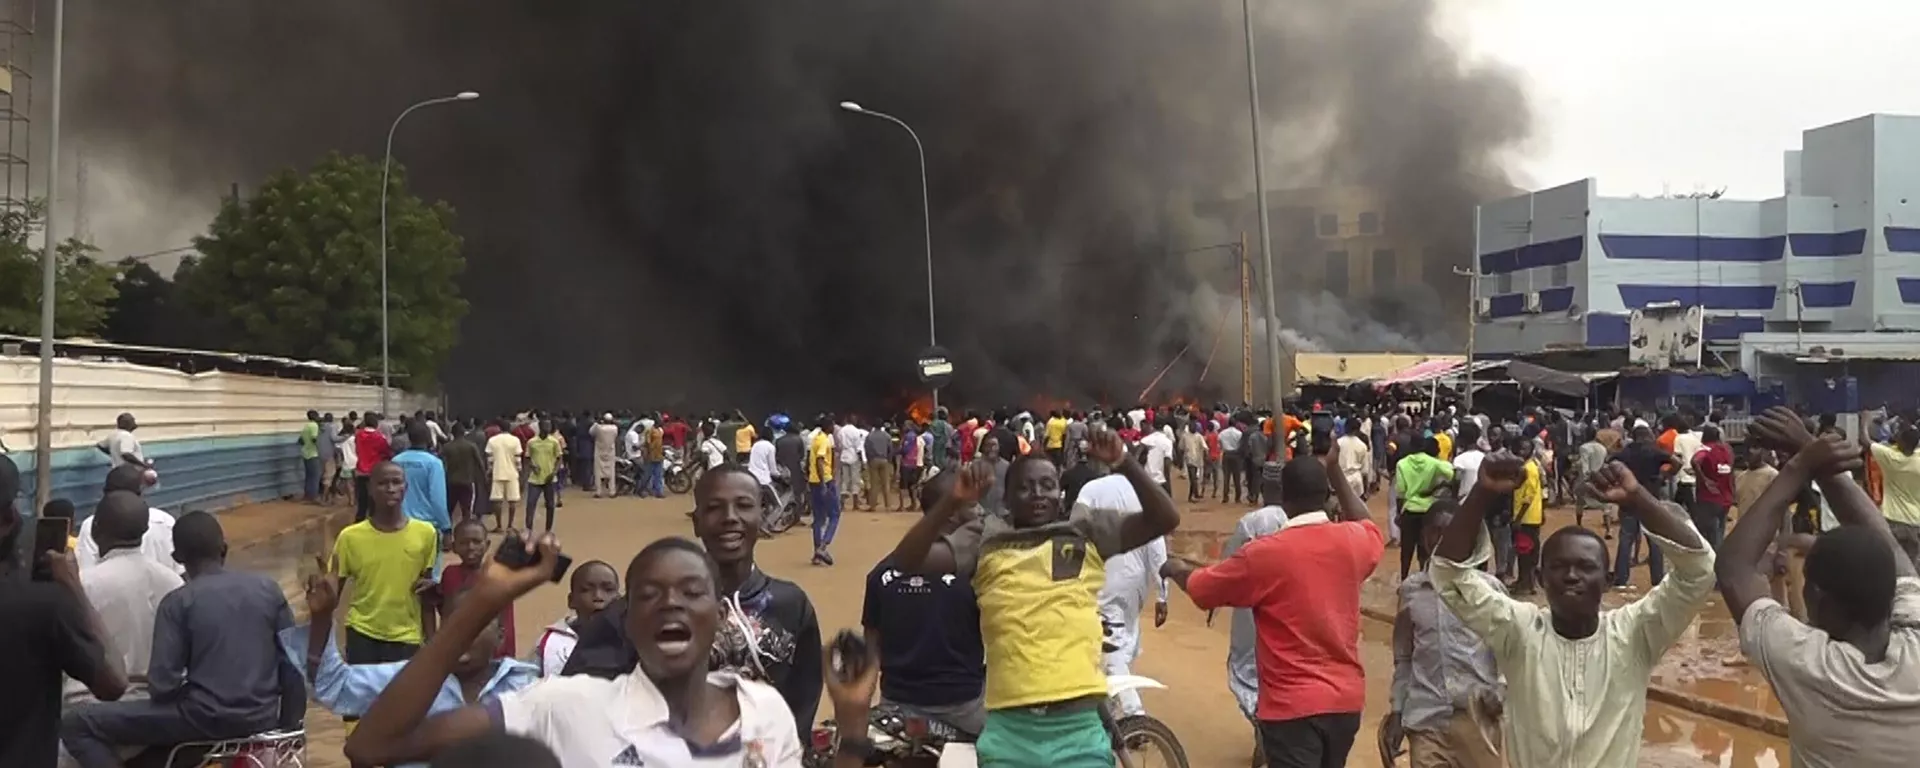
[
  {"xmin": 181, "ymin": 152, "xmax": 468, "ymax": 385},
  {"xmin": 0, "ymin": 200, "xmax": 120, "ymax": 337},
  {"xmin": 103, "ymin": 258, "xmax": 212, "ymax": 348}
]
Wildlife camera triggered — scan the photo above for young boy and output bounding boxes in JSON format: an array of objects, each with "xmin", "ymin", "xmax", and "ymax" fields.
[
  {"xmin": 330, "ymin": 461, "xmax": 440, "ymax": 664},
  {"xmin": 533, "ymin": 560, "xmax": 620, "ymax": 678},
  {"xmin": 436, "ymin": 519, "xmax": 517, "ymax": 659}
]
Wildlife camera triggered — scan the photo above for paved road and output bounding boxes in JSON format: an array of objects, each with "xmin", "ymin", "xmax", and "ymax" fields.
[{"xmin": 276, "ymin": 494, "xmax": 1785, "ymax": 767}]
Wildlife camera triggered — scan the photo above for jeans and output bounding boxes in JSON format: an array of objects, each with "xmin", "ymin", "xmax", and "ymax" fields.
[
  {"xmin": 811, "ymin": 480, "xmax": 842, "ymax": 550},
  {"xmin": 1690, "ymin": 500, "xmax": 1728, "ymax": 552},
  {"xmin": 353, "ymin": 474, "xmax": 371, "ymax": 522},
  {"xmin": 301, "ymin": 456, "xmax": 323, "ymax": 500},
  {"xmin": 643, "ymin": 460, "xmax": 665, "ymax": 497},
  {"xmin": 1488, "ymin": 521, "xmax": 1515, "ymax": 579},
  {"xmin": 526, "ymin": 481, "xmax": 558, "ymax": 531},
  {"xmin": 1614, "ymin": 513, "xmax": 1666, "ymax": 587}
]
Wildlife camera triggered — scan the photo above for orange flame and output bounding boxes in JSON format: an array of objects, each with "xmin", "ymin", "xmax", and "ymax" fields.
[
  {"xmin": 1028, "ymin": 395, "xmax": 1076, "ymax": 415},
  {"xmin": 904, "ymin": 394, "xmax": 934, "ymax": 424}
]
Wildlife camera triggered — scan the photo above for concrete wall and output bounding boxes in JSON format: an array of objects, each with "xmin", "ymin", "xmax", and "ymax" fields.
[
  {"xmin": 1, "ymin": 354, "xmax": 432, "ymax": 516},
  {"xmin": 1474, "ymin": 114, "xmax": 1920, "ymax": 357}
]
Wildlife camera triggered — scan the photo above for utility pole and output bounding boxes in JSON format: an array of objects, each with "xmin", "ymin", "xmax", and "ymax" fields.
[
  {"xmin": 1239, "ymin": 231, "xmax": 1253, "ymax": 405},
  {"xmin": 1241, "ymin": 0, "xmax": 1288, "ymax": 408},
  {"xmin": 1454, "ymin": 205, "xmax": 1482, "ymax": 410}
]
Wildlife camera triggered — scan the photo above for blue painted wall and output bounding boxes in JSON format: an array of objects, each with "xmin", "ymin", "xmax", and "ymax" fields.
[{"xmin": 10, "ymin": 432, "xmax": 306, "ymax": 521}]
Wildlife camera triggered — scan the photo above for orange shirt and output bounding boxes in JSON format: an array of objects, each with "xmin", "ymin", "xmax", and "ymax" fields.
[
  {"xmin": 1657, "ymin": 429, "xmax": 1678, "ymax": 472},
  {"xmin": 1868, "ymin": 451, "xmax": 1886, "ymax": 506},
  {"xmin": 1281, "ymin": 415, "xmax": 1304, "ymax": 460}
]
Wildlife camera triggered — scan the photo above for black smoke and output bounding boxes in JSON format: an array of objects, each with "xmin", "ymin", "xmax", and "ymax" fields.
[{"xmin": 60, "ymin": 0, "xmax": 1529, "ymax": 415}]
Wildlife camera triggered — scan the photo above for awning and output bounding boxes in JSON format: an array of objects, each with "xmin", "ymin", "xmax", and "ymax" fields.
[
  {"xmin": 1506, "ymin": 360, "xmax": 1605, "ymax": 397},
  {"xmin": 1373, "ymin": 359, "xmax": 1507, "ymax": 387}
]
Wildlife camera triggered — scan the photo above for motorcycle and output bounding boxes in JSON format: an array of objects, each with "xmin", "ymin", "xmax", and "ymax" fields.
[
  {"xmin": 664, "ymin": 446, "xmax": 699, "ymax": 495},
  {"xmin": 614, "ymin": 456, "xmax": 638, "ymax": 496},
  {"xmin": 762, "ymin": 471, "xmax": 801, "ymax": 535},
  {"xmin": 804, "ymin": 674, "xmax": 1187, "ymax": 768}
]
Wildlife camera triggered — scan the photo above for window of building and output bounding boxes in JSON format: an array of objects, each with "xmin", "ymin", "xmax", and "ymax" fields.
[
  {"xmin": 1371, "ymin": 248, "xmax": 1396, "ymax": 289},
  {"xmin": 1496, "ymin": 271, "xmax": 1513, "ymax": 294},
  {"xmin": 1357, "ymin": 211, "xmax": 1381, "ymax": 235},
  {"xmin": 1550, "ymin": 263, "xmax": 1570, "ymax": 287},
  {"xmin": 1325, "ymin": 251, "xmax": 1349, "ymax": 297},
  {"xmin": 1317, "ymin": 213, "xmax": 1339, "ymax": 238}
]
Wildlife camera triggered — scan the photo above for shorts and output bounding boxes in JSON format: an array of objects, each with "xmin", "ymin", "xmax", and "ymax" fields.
[
  {"xmin": 900, "ymin": 466, "xmax": 923, "ymax": 490},
  {"xmin": 977, "ymin": 707, "xmax": 1109, "ymax": 768},
  {"xmin": 491, "ymin": 478, "xmax": 522, "ymax": 502}
]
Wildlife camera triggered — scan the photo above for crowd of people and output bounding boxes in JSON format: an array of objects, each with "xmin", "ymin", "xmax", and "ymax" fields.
[{"xmin": 5, "ymin": 395, "xmax": 1920, "ymax": 767}]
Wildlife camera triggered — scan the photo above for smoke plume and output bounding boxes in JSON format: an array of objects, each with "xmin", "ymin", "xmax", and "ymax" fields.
[{"xmin": 60, "ymin": 0, "xmax": 1529, "ymax": 414}]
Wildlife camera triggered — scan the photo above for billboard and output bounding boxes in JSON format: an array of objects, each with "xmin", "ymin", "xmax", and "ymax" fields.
[{"xmin": 1627, "ymin": 304, "xmax": 1704, "ymax": 369}]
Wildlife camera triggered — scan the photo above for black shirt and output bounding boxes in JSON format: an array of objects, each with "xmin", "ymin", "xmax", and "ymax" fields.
[
  {"xmin": 1617, "ymin": 441, "xmax": 1672, "ymax": 492},
  {"xmin": 1061, "ymin": 462, "xmax": 1100, "ymax": 508},
  {"xmin": 0, "ymin": 578, "xmax": 110, "ymax": 768},
  {"xmin": 862, "ymin": 558, "xmax": 985, "ymax": 709}
]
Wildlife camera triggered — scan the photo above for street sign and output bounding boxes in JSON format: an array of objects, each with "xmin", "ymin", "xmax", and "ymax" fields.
[{"xmin": 916, "ymin": 346, "xmax": 954, "ymax": 389}]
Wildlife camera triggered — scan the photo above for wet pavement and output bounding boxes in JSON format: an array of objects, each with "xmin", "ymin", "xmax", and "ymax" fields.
[{"xmin": 231, "ymin": 491, "xmax": 1789, "ymax": 767}]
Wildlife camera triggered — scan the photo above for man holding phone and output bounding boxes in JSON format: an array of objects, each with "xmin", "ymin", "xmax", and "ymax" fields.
[{"xmin": 0, "ymin": 455, "xmax": 129, "ymax": 768}]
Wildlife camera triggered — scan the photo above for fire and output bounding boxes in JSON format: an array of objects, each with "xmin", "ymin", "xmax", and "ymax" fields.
[
  {"xmin": 1163, "ymin": 392, "xmax": 1203, "ymax": 411},
  {"xmin": 1028, "ymin": 395, "xmax": 1076, "ymax": 415},
  {"xmin": 904, "ymin": 393, "xmax": 934, "ymax": 424}
]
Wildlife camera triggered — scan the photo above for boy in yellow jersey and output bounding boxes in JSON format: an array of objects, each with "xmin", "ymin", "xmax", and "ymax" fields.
[
  {"xmin": 1045, "ymin": 410, "xmax": 1070, "ymax": 465},
  {"xmin": 809, "ymin": 415, "xmax": 843, "ymax": 565},
  {"xmin": 889, "ymin": 429, "xmax": 1180, "ymax": 766},
  {"xmin": 1509, "ymin": 436, "xmax": 1546, "ymax": 596},
  {"xmin": 330, "ymin": 462, "xmax": 440, "ymax": 664}
]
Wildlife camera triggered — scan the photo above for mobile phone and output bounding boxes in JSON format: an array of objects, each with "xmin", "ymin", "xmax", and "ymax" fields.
[
  {"xmin": 492, "ymin": 533, "xmax": 574, "ymax": 584},
  {"xmin": 829, "ymin": 629, "xmax": 869, "ymax": 684},
  {"xmin": 30, "ymin": 516, "xmax": 71, "ymax": 581}
]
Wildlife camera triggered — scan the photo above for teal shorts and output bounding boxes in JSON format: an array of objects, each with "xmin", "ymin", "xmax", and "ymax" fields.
[{"xmin": 976, "ymin": 708, "xmax": 1109, "ymax": 767}]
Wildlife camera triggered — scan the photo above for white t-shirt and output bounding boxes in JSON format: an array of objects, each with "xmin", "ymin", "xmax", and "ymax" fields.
[
  {"xmin": 1139, "ymin": 429, "xmax": 1176, "ymax": 484},
  {"xmin": 699, "ymin": 437, "xmax": 728, "ymax": 470},
  {"xmin": 486, "ymin": 432, "xmax": 524, "ymax": 482},
  {"xmin": 748, "ymin": 440, "xmax": 779, "ymax": 485},
  {"xmin": 496, "ymin": 670, "xmax": 803, "ymax": 768},
  {"xmin": 835, "ymin": 425, "xmax": 867, "ymax": 464},
  {"xmin": 1673, "ymin": 430, "xmax": 1705, "ymax": 484},
  {"xmin": 76, "ymin": 508, "xmax": 182, "ymax": 576},
  {"xmin": 99, "ymin": 429, "xmax": 144, "ymax": 468},
  {"xmin": 1452, "ymin": 450, "xmax": 1486, "ymax": 498}
]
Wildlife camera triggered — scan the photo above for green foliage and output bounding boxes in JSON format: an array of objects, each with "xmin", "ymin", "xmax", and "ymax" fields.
[
  {"xmin": 0, "ymin": 200, "xmax": 121, "ymax": 337},
  {"xmin": 181, "ymin": 152, "xmax": 468, "ymax": 385}
]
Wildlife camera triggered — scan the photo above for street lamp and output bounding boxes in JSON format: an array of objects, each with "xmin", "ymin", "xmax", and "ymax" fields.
[
  {"xmin": 32, "ymin": 0, "xmax": 68, "ymax": 510},
  {"xmin": 838, "ymin": 100, "xmax": 941, "ymax": 414},
  {"xmin": 379, "ymin": 91, "xmax": 478, "ymax": 416}
]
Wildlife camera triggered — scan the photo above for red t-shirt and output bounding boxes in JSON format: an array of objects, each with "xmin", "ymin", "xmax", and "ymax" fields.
[
  {"xmin": 354, "ymin": 428, "xmax": 391, "ymax": 475},
  {"xmin": 662, "ymin": 421, "xmax": 689, "ymax": 448},
  {"xmin": 1692, "ymin": 442, "xmax": 1737, "ymax": 507},
  {"xmin": 438, "ymin": 564, "xmax": 516, "ymax": 658},
  {"xmin": 512, "ymin": 424, "xmax": 536, "ymax": 451},
  {"xmin": 1185, "ymin": 517, "xmax": 1384, "ymax": 721},
  {"xmin": 1205, "ymin": 432, "xmax": 1223, "ymax": 461}
]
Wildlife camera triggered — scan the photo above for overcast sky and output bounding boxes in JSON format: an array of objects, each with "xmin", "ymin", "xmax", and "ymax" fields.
[{"xmin": 1456, "ymin": 0, "xmax": 1920, "ymax": 199}]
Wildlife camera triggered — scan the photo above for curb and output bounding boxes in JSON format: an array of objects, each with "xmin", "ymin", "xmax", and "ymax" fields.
[{"xmin": 1353, "ymin": 605, "xmax": 1789, "ymax": 738}]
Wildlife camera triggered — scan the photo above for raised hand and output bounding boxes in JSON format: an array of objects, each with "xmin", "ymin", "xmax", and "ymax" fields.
[
  {"xmin": 951, "ymin": 459, "xmax": 995, "ymax": 504},
  {"xmin": 1087, "ymin": 428, "xmax": 1127, "ymax": 466},
  {"xmin": 305, "ymin": 556, "xmax": 342, "ymax": 617},
  {"xmin": 1751, "ymin": 406, "xmax": 1818, "ymax": 455},
  {"xmin": 474, "ymin": 532, "xmax": 564, "ymax": 606},
  {"xmin": 1585, "ymin": 461, "xmax": 1643, "ymax": 505},
  {"xmin": 1789, "ymin": 433, "xmax": 1864, "ymax": 476},
  {"xmin": 1475, "ymin": 454, "xmax": 1526, "ymax": 495}
]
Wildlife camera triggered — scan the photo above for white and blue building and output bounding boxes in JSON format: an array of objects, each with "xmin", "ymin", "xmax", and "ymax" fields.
[{"xmin": 1472, "ymin": 113, "xmax": 1920, "ymax": 411}]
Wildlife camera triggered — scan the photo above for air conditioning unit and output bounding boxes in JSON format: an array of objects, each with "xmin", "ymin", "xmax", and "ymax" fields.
[
  {"xmin": 1524, "ymin": 292, "xmax": 1543, "ymax": 313},
  {"xmin": 1474, "ymin": 298, "xmax": 1492, "ymax": 318}
]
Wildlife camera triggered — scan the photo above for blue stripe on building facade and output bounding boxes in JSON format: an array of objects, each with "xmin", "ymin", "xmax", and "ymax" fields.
[
  {"xmin": 1486, "ymin": 286, "xmax": 1575, "ymax": 319},
  {"xmin": 1887, "ymin": 227, "xmax": 1920, "ymax": 254},
  {"xmin": 1617, "ymin": 284, "xmax": 1779, "ymax": 311},
  {"xmin": 1599, "ymin": 234, "xmax": 1785, "ymax": 263},
  {"xmin": 10, "ymin": 432, "xmax": 309, "ymax": 521},
  {"xmin": 1478, "ymin": 236, "xmax": 1583, "ymax": 275},
  {"xmin": 1901, "ymin": 278, "xmax": 1920, "ymax": 304},
  {"xmin": 1785, "ymin": 230, "xmax": 1868, "ymax": 257}
]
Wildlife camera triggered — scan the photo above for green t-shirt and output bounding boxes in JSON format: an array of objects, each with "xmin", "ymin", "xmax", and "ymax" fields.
[
  {"xmin": 1394, "ymin": 453, "xmax": 1455, "ymax": 514},
  {"xmin": 299, "ymin": 421, "xmax": 322, "ymax": 460},
  {"xmin": 528, "ymin": 435, "xmax": 561, "ymax": 484}
]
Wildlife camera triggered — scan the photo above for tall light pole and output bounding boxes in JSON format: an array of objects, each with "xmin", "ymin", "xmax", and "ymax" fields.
[
  {"xmin": 839, "ymin": 101, "xmax": 941, "ymax": 414},
  {"xmin": 379, "ymin": 91, "xmax": 477, "ymax": 416},
  {"xmin": 1241, "ymin": 0, "xmax": 1287, "ymax": 409},
  {"xmin": 33, "ymin": 0, "xmax": 68, "ymax": 511}
]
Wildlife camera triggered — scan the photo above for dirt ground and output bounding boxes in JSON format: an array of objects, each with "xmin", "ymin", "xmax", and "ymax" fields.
[{"xmin": 224, "ymin": 487, "xmax": 1787, "ymax": 768}]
